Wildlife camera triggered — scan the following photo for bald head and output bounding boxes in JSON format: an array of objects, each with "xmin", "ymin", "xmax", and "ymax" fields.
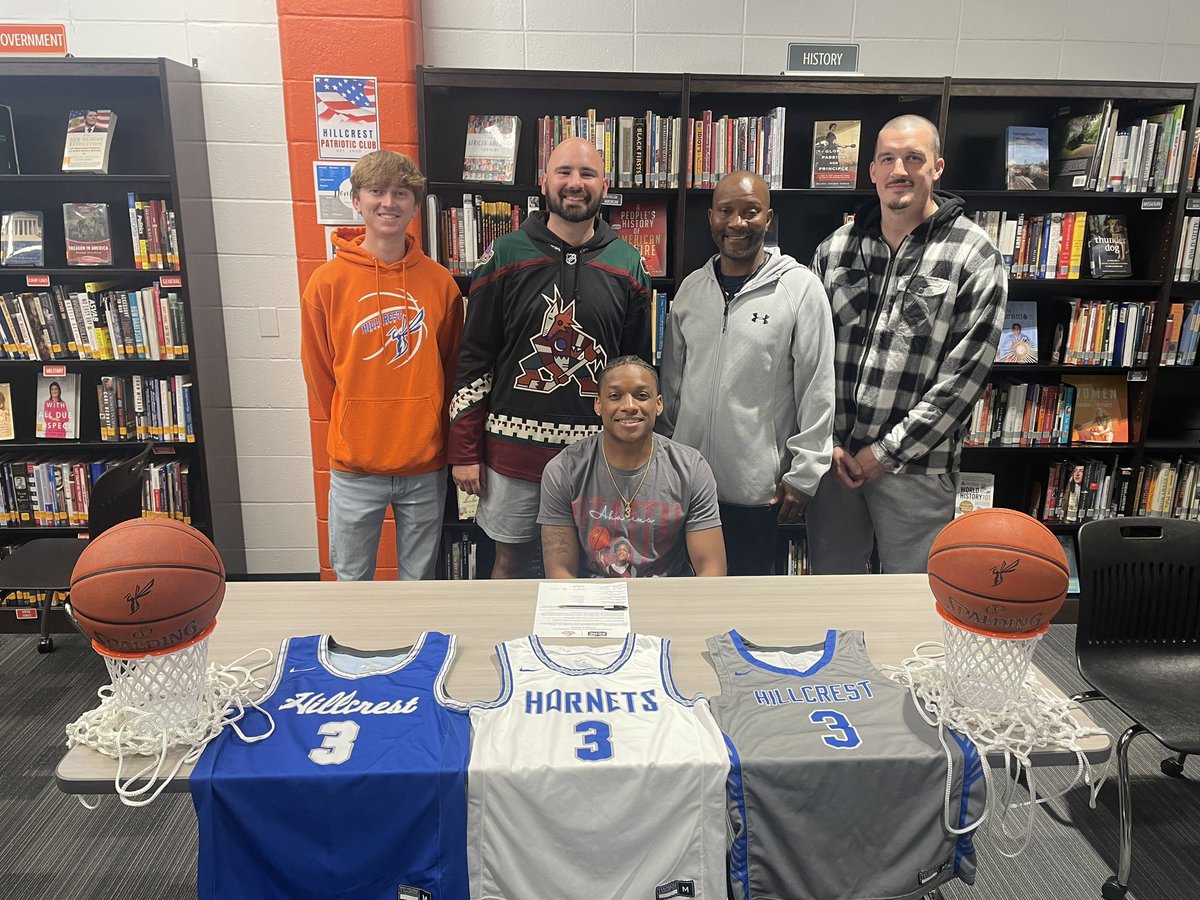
[
  {"xmin": 709, "ymin": 171, "xmax": 773, "ymax": 275},
  {"xmin": 876, "ymin": 115, "xmax": 941, "ymax": 159},
  {"xmin": 542, "ymin": 137, "xmax": 608, "ymax": 229}
]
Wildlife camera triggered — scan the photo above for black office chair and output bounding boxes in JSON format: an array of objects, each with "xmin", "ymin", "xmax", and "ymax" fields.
[
  {"xmin": 0, "ymin": 444, "xmax": 152, "ymax": 653},
  {"xmin": 1072, "ymin": 516, "xmax": 1200, "ymax": 900}
]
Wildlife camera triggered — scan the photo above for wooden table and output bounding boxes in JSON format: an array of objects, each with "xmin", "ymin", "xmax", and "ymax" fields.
[{"xmin": 55, "ymin": 574, "xmax": 1108, "ymax": 793}]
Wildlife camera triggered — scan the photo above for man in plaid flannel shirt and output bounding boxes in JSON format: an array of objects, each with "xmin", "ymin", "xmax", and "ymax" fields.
[{"xmin": 807, "ymin": 115, "xmax": 1006, "ymax": 574}]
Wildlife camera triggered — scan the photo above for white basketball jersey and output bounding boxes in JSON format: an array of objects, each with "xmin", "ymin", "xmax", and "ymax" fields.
[{"xmin": 467, "ymin": 634, "xmax": 729, "ymax": 899}]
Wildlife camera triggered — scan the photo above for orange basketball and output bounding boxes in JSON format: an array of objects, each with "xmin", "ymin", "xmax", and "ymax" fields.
[
  {"xmin": 927, "ymin": 508, "xmax": 1068, "ymax": 636},
  {"xmin": 68, "ymin": 519, "xmax": 225, "ymax": 656},
  {"xmin": 588, "ymin": 526, "xmax": 611, "ymax": 552}
]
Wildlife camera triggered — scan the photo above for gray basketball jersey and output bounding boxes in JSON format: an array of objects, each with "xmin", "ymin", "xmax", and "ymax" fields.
[
  {"xmin": 707, "ymin": 630, "xmax": 986, "ymax": 900},
  {"xmin": 467, "ymin": 634, "xmax": 729, "ymax": 899}
]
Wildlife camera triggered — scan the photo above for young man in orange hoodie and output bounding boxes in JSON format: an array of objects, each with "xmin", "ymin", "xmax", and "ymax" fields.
[{"xmin": 301, "ymin": 151, "xmax": 463, "ymax": 580}]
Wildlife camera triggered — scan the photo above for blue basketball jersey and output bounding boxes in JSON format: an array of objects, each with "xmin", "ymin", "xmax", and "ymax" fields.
[{"xmin": 190, "ymin": 632, "xmax": 471, "ymax": 900}]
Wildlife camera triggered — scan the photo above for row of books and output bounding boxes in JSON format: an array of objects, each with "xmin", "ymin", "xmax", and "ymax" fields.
[
  {"xmin": 972, "ymin": 210, "xmax": 1130, "ymax": 280},
  {"xmin": 1049, "ymin": 102, "xmax": 1189, "ymax": 193},
  {"xmin": 537, "ymin": 111, "xmax": 687, "ymax": 190},
  {"xmin": 649, "ymin": 289, "xmax": 670, "ymax": 366},
  {"xmin": 425, "ymin": 194, "xmax": 527, "ymax": 276},
  {"xmin": 965, "ymin": 375, "xmax": 1129, "ymax": 447},
  {"xmin": 443, "ymin": 531, "xmax": 479, "ymax": 580},
  {"xmin": 0, "ymin": 456, "xmax": 189, "ymax": 529},
  {"xmin": 687, "ymin": 108, "xmax": 787, "ymax": 190},
  {"xmin": 783, "ymin": 537, "xmax": 810, "ymax": 576},
  {"xmin": 1040, "ymin": 456, "xmax": 1200, "ymax": 523},
  {"xmin": 97, "ymin": 374, "xmax": 196, "ymax": 443},
  {"xmin": 1160, "ymin": 301, "xmax": 1200, "ymax": 367},
  {"xmin": 1171, "ymin": 216, "xmax": 1200, "ymax": 282},
  {"xmin": 125, "ymin": 193, "xmax": 181, "ymax": 271},
  {"xmin": 0, "ymin": 282, "xmax": 188, "ymax": 361},
  {"xmin": 1061, "ymin": 299, "xmax": 1157, "ymax": 366}
]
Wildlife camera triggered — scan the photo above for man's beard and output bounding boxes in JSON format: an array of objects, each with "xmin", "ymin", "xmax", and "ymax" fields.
[
  {"xmin": 886, "ymin": 197, "xmax": 912, "ymax": 211},
  {"xmin": 547, "ymin": 189, "xmax": 602, "ymax": 223}
]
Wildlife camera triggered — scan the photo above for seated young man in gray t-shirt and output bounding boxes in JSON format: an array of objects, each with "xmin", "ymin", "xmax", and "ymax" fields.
[{"xmin": 538, "ymin": 356, "xmax": 726, "ymax": 578}]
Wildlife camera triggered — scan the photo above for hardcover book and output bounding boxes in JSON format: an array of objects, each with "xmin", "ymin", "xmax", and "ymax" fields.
[
  {"xmin": 609, "ymin": 199, "xmax": 668, "ymax": 277},
  {"xmin": 0, "ymin": 104, "xmax": 17, "ymax": 176},
  {"xmin": 61, "ymin": 108, "xmax": 117, "ymax": 174},
  {"xmin": 35, "ymin": 372, "xmax": 80, "ymax": 440},
  {"xmin": 1005, "ymin": 126, "xmax": 1049, "ymax": 190},
  {"xmin": 810, "ymin": 120, "xmax": 860, "ymax": 188},
  {"xmin": 63, "ymin": 203, "xmax": 113, "ymax": 266},
  {"xmin": 1087, "ymin": 214, "xmax": 1131, "ymax": 278},
  {"xmin": 996, "ymin": 300, "xmax": 1038, "ymax": 362},
  {"xmin": 1050, "ymin": 101, "xmax": 1110, "ymax": 190},
  {"xmin": 463, "ymin": 114, "xmax": 520, "ymax": 185},
  {"xmin": 0, "ymin": 383, "xmax": 13, "ymax": 441},
  {"xmin": 1066, "ymin": 374, "xmax": 1128, "ymax": 443},
  {"xmin": 955, "ymin": 472, "xmax": 995, "ymax": 517},
  {"xmin": 0, "ymin": 211, "xmax": 44, "ymax": 267}
]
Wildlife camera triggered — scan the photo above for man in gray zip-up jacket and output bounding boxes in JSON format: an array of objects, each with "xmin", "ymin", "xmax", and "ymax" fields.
[
  {"xmin": 807, "ymin": 115, "xmax": 1005, "ymax": 575},
  {"xmin": 659, "ymin": 171, "xmax": 835, "ymax": 575}
]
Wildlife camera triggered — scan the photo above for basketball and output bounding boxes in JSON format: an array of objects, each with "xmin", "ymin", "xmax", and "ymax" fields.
[
  {"xmin": 588, "ymin": 526, "xmax": 611, "ymax": 552},
  {"xmin": 927, "ymin": 508, "xmax": 1068, "ymax": 635},
  {"xmin": 68, "ymin": 519, "xmax": 226, "ymax": 656}
]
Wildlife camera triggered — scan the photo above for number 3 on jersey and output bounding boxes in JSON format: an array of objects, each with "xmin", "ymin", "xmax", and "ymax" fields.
[
  {"xmin": 309, "ymin": 720, "xmax": 360, "ymax": 765},
  {"xmin": 809, "ymin": 709, "xmax": 861, "ymax": 749},
  {"xmin": 574, "ymin": 720, "xmax": 613, "ymax": 761}
]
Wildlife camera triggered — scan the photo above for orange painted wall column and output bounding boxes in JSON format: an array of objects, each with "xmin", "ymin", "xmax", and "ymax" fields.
[{"xmin": 277, "ymin": 0, "xmax": 424, "ymax": 579}]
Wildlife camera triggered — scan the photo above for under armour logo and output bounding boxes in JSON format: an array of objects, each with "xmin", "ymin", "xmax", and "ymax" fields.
[
  {"xmin": 991, "ymin": 559, "xmax": 1019, "ymax": 586},
  {"xmin": 125, "ymin": 579, "xmax": 154, "ymax": 615},
  {"xmin": 750, "ymin": 312, "xmax": 770, "ymax": 324}
]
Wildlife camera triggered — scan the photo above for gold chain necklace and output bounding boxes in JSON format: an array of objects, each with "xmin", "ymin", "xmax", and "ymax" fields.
[{"xmin": 602, "ymin": 436, "xmax": 653, "ymax": 519}]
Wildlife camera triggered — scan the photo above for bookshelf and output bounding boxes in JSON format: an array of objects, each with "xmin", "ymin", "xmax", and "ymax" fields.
[
  {"xmin": 418, "ymin": 66, "xmax": 1200, "ymax": 577},
  {"xmin": 0, "ymin": 58, "xmax": 236, "ymax": 633}
]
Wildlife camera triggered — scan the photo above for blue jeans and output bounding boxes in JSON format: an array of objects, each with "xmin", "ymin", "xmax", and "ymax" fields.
[{"xmin": 328, "ymin": 468, "xmax": 446, "ymax": 581}]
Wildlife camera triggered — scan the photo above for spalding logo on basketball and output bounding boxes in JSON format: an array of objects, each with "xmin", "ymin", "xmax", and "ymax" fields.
[
  {"xmin": 927, "ymin": 508, "xmax": 1068, "ymax": 636},
  {"xmin": 67, "ymin": 519, "xmax": 226, "ymax": 656}
]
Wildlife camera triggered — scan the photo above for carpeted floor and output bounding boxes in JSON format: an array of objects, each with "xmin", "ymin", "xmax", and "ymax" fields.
[{"xmin": 0, "ymin": 625, "xmax": 1196, "ymax": 900}]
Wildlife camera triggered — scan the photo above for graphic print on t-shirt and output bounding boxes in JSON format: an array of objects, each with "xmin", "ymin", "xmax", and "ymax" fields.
[{"xmin": 578, "ymin": 496, "xmax": 684, "ymax": 578}]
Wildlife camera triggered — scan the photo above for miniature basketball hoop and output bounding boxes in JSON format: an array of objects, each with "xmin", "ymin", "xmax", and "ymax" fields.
[{"xmin": 937, "ymin": 607, "xmax": 1047, "ymax": 711}]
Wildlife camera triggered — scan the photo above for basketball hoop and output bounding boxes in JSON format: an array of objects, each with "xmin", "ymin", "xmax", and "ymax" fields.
[
  {"xmin": 938, "ymin": 607, "xmax": 1046, "ymax": 712},
  {"xmin": 95, "ymin": 620, "xmax": 218, "ymax": 734},
  {"xmin": 65, "ymin": 615, "xmax": 272, "ymax": 807}
]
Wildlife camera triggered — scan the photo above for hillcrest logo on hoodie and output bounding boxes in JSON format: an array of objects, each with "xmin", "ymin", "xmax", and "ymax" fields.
[{"xmin": 356, "ymin": 290, "xmax": 427, "ymax": 369}]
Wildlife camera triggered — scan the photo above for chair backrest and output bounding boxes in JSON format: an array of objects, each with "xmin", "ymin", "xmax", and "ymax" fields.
[
  {"xmin": 87, "ymin": 443, "xmax": 153, "ymax": 539},
  {"xmin": 1076, "ymin": 517, "xmax": 1200, "ymax": 653}
]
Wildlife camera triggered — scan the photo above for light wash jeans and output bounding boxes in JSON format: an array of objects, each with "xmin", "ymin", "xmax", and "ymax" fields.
[{"xmin": 328, "ymin": 467, "xmax": 446, "ymax": 581}]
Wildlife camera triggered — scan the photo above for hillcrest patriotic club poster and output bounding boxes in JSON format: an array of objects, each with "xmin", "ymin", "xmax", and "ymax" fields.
[{"xmin": 314, "ymin": 75, "xmax": 379, "ymax": 160}]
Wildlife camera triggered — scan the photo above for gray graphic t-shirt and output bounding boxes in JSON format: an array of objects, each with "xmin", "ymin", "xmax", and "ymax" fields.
[{"xmin": 538, "ymin": 432, "xmax": 720, "ymax": 577}]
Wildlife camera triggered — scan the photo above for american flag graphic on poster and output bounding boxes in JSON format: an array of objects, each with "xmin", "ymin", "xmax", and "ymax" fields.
[{"xmin": 314, "ymin": 75, "xmax": 379, "ymax": 160}]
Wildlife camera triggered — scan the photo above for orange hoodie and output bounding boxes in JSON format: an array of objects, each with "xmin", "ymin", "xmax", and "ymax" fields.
[{"xmin": 301, "ymin": 228, "xmax": 464, "ymax": 476}]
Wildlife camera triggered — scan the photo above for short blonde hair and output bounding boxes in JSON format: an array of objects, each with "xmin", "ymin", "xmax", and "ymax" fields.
[{"xmin": 350, "ymin": 150, "xmax": 427, "ymax": 204}]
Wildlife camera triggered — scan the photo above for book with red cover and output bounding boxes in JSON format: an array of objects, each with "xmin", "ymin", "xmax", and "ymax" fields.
[
  {"xmin": 610, "ymin": 199, "xmax": 668, "ymax": 277},
  {"xmin": 1065, "ymin": 374, "xmax": 1128, "ymax": 443}
]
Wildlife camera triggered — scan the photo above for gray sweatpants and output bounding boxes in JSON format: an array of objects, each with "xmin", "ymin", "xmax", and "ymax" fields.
[{"xmin": 805, "ymin": 469, "xmax": 958, "ymax": 574}]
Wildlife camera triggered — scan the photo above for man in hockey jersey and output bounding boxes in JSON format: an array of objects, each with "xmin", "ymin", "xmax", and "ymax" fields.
[{"xmin": 450, "ymin": 137, "xmax": 651, "ymax": 578}]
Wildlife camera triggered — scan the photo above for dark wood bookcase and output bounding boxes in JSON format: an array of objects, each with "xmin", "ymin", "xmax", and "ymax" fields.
[
  {"xmin": 418, "ymin": 65, "xmax": 1200, "ymax": 579},
  {"xmin": 0, "ymin": 58, "xmax": 241, "ymax": 633}
]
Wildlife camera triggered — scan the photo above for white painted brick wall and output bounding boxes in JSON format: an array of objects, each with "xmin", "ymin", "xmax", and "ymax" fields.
[{"xmin": 425, "ymin": 0, "xmax": 1200, "ymax": 81}]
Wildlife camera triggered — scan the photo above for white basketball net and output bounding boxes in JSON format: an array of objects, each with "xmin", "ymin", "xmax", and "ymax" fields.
[
  {"xmin": 883, "ymin": 627, "xmax": 1112, "ymax": 859},
  {"xmin": 65, "ymin": 636, "xmax": 273, "ymax": 807}
]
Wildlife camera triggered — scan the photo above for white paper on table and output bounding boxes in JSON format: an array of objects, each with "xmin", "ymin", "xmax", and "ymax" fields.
[{"xmin": 533, "ymin": 582, "xmax": 631, "ymax": 638}]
